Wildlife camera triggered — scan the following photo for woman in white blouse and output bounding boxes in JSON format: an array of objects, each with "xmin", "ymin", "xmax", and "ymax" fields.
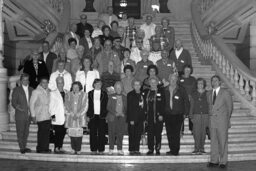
[{"xmin": 75, "ymin": 58, "xmax": 100, "ymax": 93}]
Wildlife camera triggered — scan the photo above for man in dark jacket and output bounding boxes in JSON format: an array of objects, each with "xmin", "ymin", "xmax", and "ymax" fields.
[
  {"xmin": 127, "ymin": 79, "xmax": 145, "ymax": 155},
  {"xmin": 165, "ymin": 73, "xmax": 190, "ymax": 156},
  {"xmin": 11, "ymin": 73, "xmax": 33, "ymax": 154},
  {"xmin": 39, "ymin": 41, "xmax": 57, "ymax": 74},
  {"xmin": 76, "ymin": 14, "xmax": 94, "ymax": 38}
]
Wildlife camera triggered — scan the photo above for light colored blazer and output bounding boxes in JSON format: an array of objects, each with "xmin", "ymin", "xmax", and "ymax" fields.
[
  {"xmin": 49, "ymin": 89, "xmax": 66, "ymax": 125},
  {"xmin": 65, "ymin": 91, "xmax": 88, "ymax": 128},
  {"xmin": 207, "ymin": 88, "xmax": 233, "ymax": 129},
  {"xmin": 30, "ymin": 85, "xmax": 51, "ymax": 122},
  {"xmin": 75, "ymin": 70, "xmax": 100, "ymax": 93}
]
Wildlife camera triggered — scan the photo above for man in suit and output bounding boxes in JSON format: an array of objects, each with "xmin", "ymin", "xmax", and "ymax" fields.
[
  {"xmin": 11, "ymin": 73, "xmax": 33, "ymax": 154},
  {"xmin": 76, "ymin": 14, "xmax": 93, "ymax": 38},
  {"xmin": 169, "ymin": 39, "xmax": 192, "ymax": 76},
  {"xmin": 40, "ymin": 41, "xmax": 57, "ymax": 74},
  {"xmin": 207, "ymin": 75, "xmax": 233, "ymax": 169}
]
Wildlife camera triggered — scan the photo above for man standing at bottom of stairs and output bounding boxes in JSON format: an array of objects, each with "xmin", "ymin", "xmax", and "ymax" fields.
[{"xmin": 207, "ymin": 75, "xmax": 233, "ymax": 169}]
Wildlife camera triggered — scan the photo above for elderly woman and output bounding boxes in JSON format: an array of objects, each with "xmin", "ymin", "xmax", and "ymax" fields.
[
  {"xmin": 92, "ymin": 20, "xmax": 105, "ymax": 38},
  {"xmin": 142, "ymin": 65, "xmax": 162, "ymax": 91},
  {"xmin": 65, "ymin": 81, "xmax": 88, "ymax": 155},
  {"xmin": 99, "ymin": 25, "xmax": 114, "ymax": 45},
  {"xmin": 90, "ymin": 37, "xmax": 103, "ymax": 64},
  {"xmin": 70, "ymin": 45, "xmax": 85, "ymax": 81},
  {"xmin": 189, "ymin": 78, "xmax": 209, "ymax": 155},
  {"xmin": 143, "ymin": 77, "xmax": 165, "ymax": 155},
  {"xmin": 106, "ymin": 81, "xmax": 127, "ymax": 155},
  {"xmin": 121, "ymin": 48, "xmax": 136, "ymax": 78},
  {"xmin": 75, "ymin": 58, "xmax": 100, "ymax": 93},
  {"xmin": 161, "ymin": 17, "xmax": 175, "ymax": 52},
  {"xmin": 121, "ymin": 65, "xmax": 135, "ymax": 96},
  {"xmin": 87, "ymin": 79, "xmax": 108, "ymax": 155},
  {"xmin": 179, "ymin": 65, "xmax": 197, "ymax": 133},
  {"xmin": 52, "ymin": 48, "xmax": 71, "ymax": 73}
]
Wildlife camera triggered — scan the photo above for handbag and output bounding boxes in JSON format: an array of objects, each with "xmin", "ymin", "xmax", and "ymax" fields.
[{"xmin": 67, "ymin": 128, "xmax": 83, "ymax": 137}]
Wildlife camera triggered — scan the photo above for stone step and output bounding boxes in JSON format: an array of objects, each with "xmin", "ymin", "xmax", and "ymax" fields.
[
  {"xmin": 0, "ymin": 149, "xmax": 256, "ymax": 163},
  {"xmin": 2, "ymin": 132, "xmax": 256, "ymax": 144},
  {"xmin": 0, "ymin": 141, "xmax": 255, "ymax": 153}
]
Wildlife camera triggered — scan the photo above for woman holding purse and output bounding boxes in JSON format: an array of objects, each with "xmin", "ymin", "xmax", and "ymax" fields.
[{"xmin": 65, "ymin": 81, "xmax": 88, "ymax": 154}]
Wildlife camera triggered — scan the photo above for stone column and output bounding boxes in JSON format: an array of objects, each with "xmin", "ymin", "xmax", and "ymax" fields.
[
  {"xmin": 250, "ymin": 19, "xmax": 256, "ymax": 71},
  {"xmin": 0, "ymin": 0, "xmax": 9, "ymax": 134}
]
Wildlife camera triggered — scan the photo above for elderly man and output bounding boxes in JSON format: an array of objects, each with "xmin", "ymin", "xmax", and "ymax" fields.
[
  {"xmin": 94, "ymin": 39, "xmax": 121, "ymax": 75},
  {"xmin": 124, "ymin": 17, "xmax": 137, "ymax": 48},
  {"xmin": 207, "ymin": 75, "xmax": 233, "ymax": 169},
  {"xmin": 30, "ymin": 77, "xmax": 51, "ymax": 153},
  {"xmin": 140, "ymin": 15, "xmax": 156, "ymax": 51},
  {"xmin": 39, "ymin": 41, "xmax": 57, "ymax": 74},
  {"xmin": 169, "ymin": 39, "xmax": 192, "ymax": 76},
  {"xmin": 161, "ymin": 17, "xmax": 175, "ymax": 52},
  {"xmin": 99, "ymin": 6, "xmax": 118, "ymax": 26},
  {"xmin": 76, "ymin": 14, "xmax": 94, "ymax": 38},
  {"xmin": 165, "ymin": 73, "xmax": 190, "ymax": 156},
  {"xmin": 12, "ymin": 73, "xmax": 33, "ymax": 154}
]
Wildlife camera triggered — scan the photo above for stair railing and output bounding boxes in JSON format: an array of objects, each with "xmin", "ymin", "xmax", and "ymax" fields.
[{"xmin": 191, "ymin": 0, "xmax": 256, "ymax": 114}]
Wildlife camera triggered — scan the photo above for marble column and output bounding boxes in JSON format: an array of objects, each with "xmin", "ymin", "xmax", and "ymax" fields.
[
  {"xmin": 250, "ymin": 19, "xmax": 256, "ymax": 71},
  {"xmin": 0, "ymin": 0, "xmax": 9, "ymax": 134}
]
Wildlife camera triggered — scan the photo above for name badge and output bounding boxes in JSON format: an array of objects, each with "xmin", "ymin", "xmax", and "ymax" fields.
[
  {"xmin": 112, "ymin": 96, "xmax": 117, "ymax": 99},
  {"xmin": 181, "ymin": 60, "xmax": 184, "ymax": 63},
  {"xmin": 167, "ymin": 64, "xmax": 172, "ymax": 67},
  {"xmin": 180, "ymin": 79, "xmax": 184, "ymax": 82},
  {"xmin": 174, "ymin": 96, "xmax": 179, "ymax": 99},
  {"xmin": 143, "ymin": 65, "xmax": 148, "ymax": 68},
  {"xmin": 157, "ymin": 93, "xmax": 161, "ymax": 97}
]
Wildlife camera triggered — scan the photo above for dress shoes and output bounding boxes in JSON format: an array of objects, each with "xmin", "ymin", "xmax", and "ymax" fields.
[
  {"xmin": 20, "ymin": 149, "xmax": 26, "ymax": 154},
  {"xmin": 24, "ymin": 148, "xmax": 31, "ymax": 153},
  {"xmin": 207, "ymin": 162, "xmax": 219, "ymax": 167},
  {"xmin": 146, "ymin": 150, "xmax": 154, "ymax": 155},
  {"xmin": 155, "ymin": 151, "xmax": 160, "ymax": 155},
  {"xmin": 219, "ymin": 164, "xmax": 226, "ymax": 169}
]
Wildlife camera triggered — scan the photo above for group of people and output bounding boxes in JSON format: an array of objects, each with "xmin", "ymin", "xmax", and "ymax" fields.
[{"xmin": 11, "ymin": 6, "xmax": 233, "ymax": 169}]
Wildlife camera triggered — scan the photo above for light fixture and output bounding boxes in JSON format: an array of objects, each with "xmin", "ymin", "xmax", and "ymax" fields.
[{"xmin": 120, "ymin": 0, "xmax": 127, "ymax": 7}]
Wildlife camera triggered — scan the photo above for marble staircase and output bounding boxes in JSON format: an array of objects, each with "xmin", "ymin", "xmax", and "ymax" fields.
[{"xmin": 1, "ymin": 20, "xmax": 256, "ymax": 163}]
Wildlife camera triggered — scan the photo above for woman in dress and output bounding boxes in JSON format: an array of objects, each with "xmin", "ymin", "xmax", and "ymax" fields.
[{"xmin": 65, "ymin": 81, "xmax": 88, "ymax": 154}]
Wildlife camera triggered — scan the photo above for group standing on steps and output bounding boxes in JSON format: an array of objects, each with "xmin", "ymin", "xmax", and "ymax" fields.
[{"xmin": 11, "ymin": 6, "xmax": 233, "ymax": 169}]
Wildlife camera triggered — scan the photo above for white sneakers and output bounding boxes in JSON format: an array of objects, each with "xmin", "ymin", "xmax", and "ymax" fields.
[
  {"xmin": 118, "ymin": 150, "xmax": 124, "ymax": 155},
  {"xmin": 108, "ymin": 149, "xmax": 124, "ymax": 155},
  {"xmin": 109, "ymin": 149, "xmax": 113, "ymax": 155}
]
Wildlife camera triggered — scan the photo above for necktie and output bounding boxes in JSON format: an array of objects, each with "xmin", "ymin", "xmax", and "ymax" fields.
[{"xmin": 213, "ymin": 90, "xmax": 216, "ymax": 105}]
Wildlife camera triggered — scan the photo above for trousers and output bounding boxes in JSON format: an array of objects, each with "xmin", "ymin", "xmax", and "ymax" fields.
[
  {"xmin": 37, "ymin": 119, "xmax": 51, "ymax": 152},
  {"xmin": 15, "ymin": 119, "xmax": 30, "ymax": 150}
]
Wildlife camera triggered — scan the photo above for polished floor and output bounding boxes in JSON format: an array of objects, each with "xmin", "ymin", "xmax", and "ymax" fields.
[{"xmin": 0, "ymin": 159, "xmax": 256, "ymax": 171}]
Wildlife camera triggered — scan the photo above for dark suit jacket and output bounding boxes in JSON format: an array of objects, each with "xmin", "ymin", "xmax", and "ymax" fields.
[
  {"xmin": 143, "ymin": 88, "xmax": 165, "ymax": 122},
  {"xmin": 23, "ymin": 60, "xmax": 49, "ymax": 89},
  {"xmin": 80, "ymin": 37, "xmax": 93, "ymax": 55},
  {"xmin": 87, "ymin": 89, "xmax": 108, "ymax": 119},
  {"xmin": 12, "ymin": 86, "xmax": 33, "ymax": 120},
  {"xmin": 127, "ymin": 90, "xmax": 145, "ymax": 123},
  {"xmin": 76, "ymin": 22, "xmax": 94, "ymax": 38},
  {"xmin": 106, "ymin": 94, "xmax": 127, "ymax": 122},
  {"xmin": 39, "ymin": 52, "xmax": 57, "ymax": 74},
  {"xmin": 164, "ymin": 86, "xmax": 190, "ymax": 117},
  {"xmin": 169, "ymin": 48, "xmax": 192, "ymax": 72}
]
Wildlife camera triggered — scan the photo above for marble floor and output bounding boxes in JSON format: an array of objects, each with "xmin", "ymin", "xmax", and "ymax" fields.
[{"xmin": 1, "ymin": 159, "xmax": 256, "ymax": 171}]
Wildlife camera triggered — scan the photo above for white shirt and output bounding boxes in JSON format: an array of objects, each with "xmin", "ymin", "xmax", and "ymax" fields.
[
  {"xmin": 43, "ymin": 52, "xmax": 49, "ymax": 62},
  {"xmin": 86, "ymin": 37, "xmax": 93, "ymax": 49},
  {"xmin": 48, "ymin": 70, "xmax": 72, "ymax": 91},
  {"xmin": 75, "ymin": 70, "xmax": 100, "ymax": 93},
  {"xmin": 22, "ymin": 85, "xmax": 29, "ymax": 103},
  {"xmin": 148, "ymin": 51, "xmax": 162, "ymax": 65},
  {"xmin": 175, "ymin": 48, "xmax": 183, "ymax": 59},
  {"xmin": 94, "ymin": 90, "xmax": 101, "ymax": 115},
  {"xmin": 213, "ymin": 86, "xmax": 220, "ymax": 96},
  {"xmin": 130, "ymin": 47, "xmax": 142, "ymax": 64},
  {"xmin": 140, "ymin": 23, "xmax": 156, "ymax": 50}
]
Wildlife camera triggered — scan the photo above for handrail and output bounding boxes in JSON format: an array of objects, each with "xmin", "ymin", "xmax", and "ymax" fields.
[{"xmin": 191, "ymin": 0, "xmax": 256, "ymax": 113}]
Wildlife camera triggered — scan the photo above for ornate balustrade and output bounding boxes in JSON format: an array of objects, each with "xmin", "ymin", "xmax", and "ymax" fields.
[{"xmin": 191, "ymin": 0, "xmax": 256, "ymax": 114}]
